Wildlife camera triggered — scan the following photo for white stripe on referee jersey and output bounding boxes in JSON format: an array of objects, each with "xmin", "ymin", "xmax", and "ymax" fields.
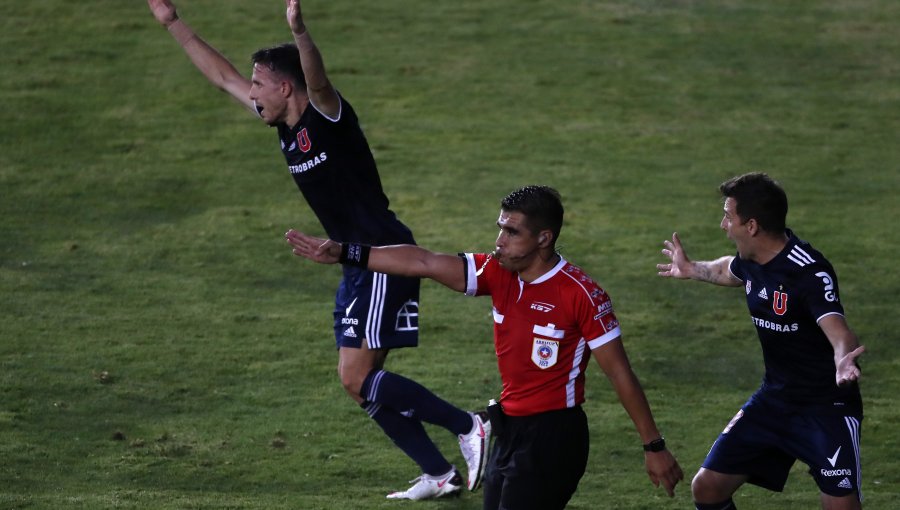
[
  {"xmin": 844, "ymin": 415, "xmax": 863, "ymax": 501},
  {"xmin": 464, "ymin": 254, "xmax": 479, "ymax": 296},
  {"xmin": 366, "ymin": 273, "xmax": 387, "ymax": 349},
  {"xmin": 566, "ymin": 338, "xmax": 587, "ymax": 408},
  {"xmin": 787, "ymin": 245, "xmax": 816, "ymax": 267},
  {"xmin": 587, "ymin": 327, "xmax": 621, "ymax": 350}
]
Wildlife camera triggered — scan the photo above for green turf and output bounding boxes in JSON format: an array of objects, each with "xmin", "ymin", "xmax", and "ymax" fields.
[{"xmin": 1, "ymin": 0, "xmax": 898, "ymax": 508}]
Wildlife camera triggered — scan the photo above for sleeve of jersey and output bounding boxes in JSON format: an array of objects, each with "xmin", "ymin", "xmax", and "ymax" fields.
[
  {"xmin": 728, "ymin": 254, "xmax": 745, "ymax": 281},
  {"xmin": 309, "ymin": 92, "xmax": 345, "ymax": 124},
  {"xmin": 581, "ymin": 289, "xmax": 622, "ymax": 351},
  {"xmin": 462, "ymin": 253, "xmax": 492, "ymax": 297},
  {"xmin": 805, "ymin": 266, "xmax": 845, "ymax": 323}
]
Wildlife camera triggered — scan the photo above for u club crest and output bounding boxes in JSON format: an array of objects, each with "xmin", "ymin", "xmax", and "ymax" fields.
[
  {"xmin": 297, "ymin": 127, "xmax": 312, "ymax": 153},
  {"xmin": 772, "ymin": 290, "xmax": 788, "ymax": 316}
]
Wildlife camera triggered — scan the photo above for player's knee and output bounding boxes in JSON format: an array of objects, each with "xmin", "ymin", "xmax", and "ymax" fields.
[
  {"xmin": 691, "ymin": 470, "xmax": 718, "ymax": 502},
  {"xmin": 338, "ymin": 367, "xmax": 366, "ymax": 400}
]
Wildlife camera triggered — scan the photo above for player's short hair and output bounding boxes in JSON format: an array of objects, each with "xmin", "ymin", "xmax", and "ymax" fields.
[
  {"xmin": 251, "ymin": 43, "xmax": 307, "ymax": 90},
  {"xmin": 501, "ymin": 185, "xmax": 564, "ymax": 244},
  {"xmin": 719, "ymin": 172, "xmax": 788, "ymax": 234}
]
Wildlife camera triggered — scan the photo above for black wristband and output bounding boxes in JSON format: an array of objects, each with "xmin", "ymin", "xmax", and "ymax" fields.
[
  {"xmin": 643, "ymin": 437, "xmax": 666, "ymax": 452},
  {"xmin": 339, "ymin": 243, "xmax": 370, "ymax": 268}
]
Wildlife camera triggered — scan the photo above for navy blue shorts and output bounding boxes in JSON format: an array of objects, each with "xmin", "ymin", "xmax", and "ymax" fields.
[
  {"xmin": 333, "ymin": 266, "xmax": 420, "ymax": 350},
  {"xmin": 703, "ymin": 392, "xmax": 862, "ymax": 499}
]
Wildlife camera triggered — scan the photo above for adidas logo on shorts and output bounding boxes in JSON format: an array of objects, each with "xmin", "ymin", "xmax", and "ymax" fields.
[
  {"xmin": 344, "ymin": 326, "xmax": 357, "ymax": 338},
  {"xmin": 837, "ymin": 477, "xmax": 852, "ymax": 490}
]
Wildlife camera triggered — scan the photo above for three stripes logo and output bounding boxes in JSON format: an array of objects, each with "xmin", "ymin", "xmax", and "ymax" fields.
[{"xmin": 787, "ymin": 245, "xmax": 816, "ymax": 267}]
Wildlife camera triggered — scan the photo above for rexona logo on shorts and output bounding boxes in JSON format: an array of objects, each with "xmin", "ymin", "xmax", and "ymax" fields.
[{"xmin": 820, "ymin": 468, "xmax": 853, "ymax": 477}]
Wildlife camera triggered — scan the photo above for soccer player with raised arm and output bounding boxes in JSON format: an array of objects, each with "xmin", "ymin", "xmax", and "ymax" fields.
[{"xmin": 147, "ymin": 0, "xmax": 489, "ymax": 499}]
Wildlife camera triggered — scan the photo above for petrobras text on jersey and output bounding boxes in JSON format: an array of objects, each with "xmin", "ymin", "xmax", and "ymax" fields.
[
  {"xmin": 751, "ymin": 316, "xmax": 799, "ymax": 333},
  {"xmin": 288, "ymin": 152, "xmax": 328, "ymax": 174}
]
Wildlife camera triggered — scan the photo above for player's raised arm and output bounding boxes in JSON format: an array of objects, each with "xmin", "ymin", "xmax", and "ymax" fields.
[
  {"xmin": 657, "ymin": 232, "xmax": 742, "ymax": 287},
  {"xmin": 147, "ymin": 0, "xmax": 254, "ymax": 113},
  {"xmin": 285, "ymin": 0, "xmax": 341, "ymax": 119},
  {"xmin": 285, "ymin": 230, "xmax": 467, "ymax": 292}
]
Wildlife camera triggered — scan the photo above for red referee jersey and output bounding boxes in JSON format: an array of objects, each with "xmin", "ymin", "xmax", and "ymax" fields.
[{"xmin": 463, "ymin": 253, "xmax": 621, "ymax": 417}]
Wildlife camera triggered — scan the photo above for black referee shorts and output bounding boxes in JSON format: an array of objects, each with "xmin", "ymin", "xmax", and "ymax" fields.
[{"xmin": 482, "ymin": 406, "xmax": 589, "ymax": 510}]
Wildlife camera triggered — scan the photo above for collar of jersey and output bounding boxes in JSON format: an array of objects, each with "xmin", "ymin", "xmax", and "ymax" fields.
[{"xmin": 521, "ymin": 256, "xmax": 567, "ymax": 286}]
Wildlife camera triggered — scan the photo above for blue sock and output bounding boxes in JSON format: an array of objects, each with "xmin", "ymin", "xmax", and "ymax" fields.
[
  {"xmin": 361, "ymin": 400, "xmax": 452, "ymax": 476},
  {"xmin": 695, "ymin": 500, "xmax": 737, "ymax": 510},
  {"xmin": 361, "ymin": 369, "xmax": 472, "ymax": 436}
]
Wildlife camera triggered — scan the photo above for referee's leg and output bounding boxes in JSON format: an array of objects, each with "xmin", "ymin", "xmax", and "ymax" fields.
[{"xmin": 483, "ymin": 409, "xmax": 589, "ymax": 510}]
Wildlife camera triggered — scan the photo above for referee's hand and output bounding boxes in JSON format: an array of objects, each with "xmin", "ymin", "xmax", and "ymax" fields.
[{"xmin": 645, "ymin": 449, "xmax": 684, "ymax": 497}]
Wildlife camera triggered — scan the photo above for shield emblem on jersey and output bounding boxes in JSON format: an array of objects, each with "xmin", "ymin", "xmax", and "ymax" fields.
[{"xmin": 531, "ymin": 339, "xmax": 559, "ymax": 369}]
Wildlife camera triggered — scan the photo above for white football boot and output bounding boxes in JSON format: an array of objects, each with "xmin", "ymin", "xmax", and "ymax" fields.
[
  {"xmin": 386, "ymin": 468, "xmax": 463, "ymax": 500},
  {"xmin": 458, "ymin": 411, "xmax": 492, "ymax": 491}
]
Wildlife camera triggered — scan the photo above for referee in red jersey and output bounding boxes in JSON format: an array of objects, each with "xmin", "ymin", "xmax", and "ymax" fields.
[{"xmin": 286, "ymin": 185, "xmax": 683, "ymax": 509}]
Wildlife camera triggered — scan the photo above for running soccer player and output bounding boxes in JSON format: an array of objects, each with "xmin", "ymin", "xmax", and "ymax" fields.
[
  {"xmin": 657, "ymin": 172, "xmax": 865, "ymax": 510},
  {"xmin": 147, "ymin": 0, "xmax": 489, "ymax": 499},
  {"xmin": 286, "ymin": 185, "xmax": 684, "ymax": 509}
]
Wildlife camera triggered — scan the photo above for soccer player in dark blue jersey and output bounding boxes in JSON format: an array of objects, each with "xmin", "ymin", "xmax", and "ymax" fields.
[
  {"xmin": 657, "ymin": 173, "xmax": 865, "ymax": 510},
  {"xmin": 147, "ymin": 0, "xmax": 490, "ymax": 499}
]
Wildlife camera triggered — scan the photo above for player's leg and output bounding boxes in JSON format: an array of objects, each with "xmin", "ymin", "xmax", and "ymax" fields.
[
  {"xmin": 336, "ymin": 343, "xmax": 384, "ymax": 403},
  {"xmin": 691, "ymin": 468, "xmax": 746, "ymax": 509},
  {"xmin": 349, "ymin": 270, "xmax": 489, "ymax": 488},
  {"xmin": 789, "ymin": 413, "xmax": 862, "ymax": 510},
  {"xmin": 339, "ymin": 345, "xmax": 458, "ymax": 480},
  {"xmin": 693, "ymin": 398, "xmax": 795, "ymax": 509},
  {"xmin": 820, "ymin": 493, "xmax": 861, "ymax": 510},
  {"xmin": 335, "ymin": 269, "xmax": 485, "ymax": 496},
  {"xmin": 359, "ymin": 365, "xmax": 490, "ymax": 490}
]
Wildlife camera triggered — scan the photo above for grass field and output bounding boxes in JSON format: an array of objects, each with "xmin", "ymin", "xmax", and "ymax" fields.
[{"xmin": 1, "ymin": 1, "xmax": 898, "ymax": 508}]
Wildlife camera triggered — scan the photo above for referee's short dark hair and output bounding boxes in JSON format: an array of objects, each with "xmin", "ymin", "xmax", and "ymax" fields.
[
  {"xmin": 501, "ymin": 185, "xmax": 564, "ymax": 244},
  {"xmin": 719, "ymin": 172, "xmax": 788, "ymax": 234},
  {"xmin": 251, "ymin": 43, "xmax": 307, "ymax": 90}
]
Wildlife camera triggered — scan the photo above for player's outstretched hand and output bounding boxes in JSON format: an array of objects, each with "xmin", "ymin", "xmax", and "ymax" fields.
[
  {"xmin": 148, "ymin": 0, "xmax": 178, "ymax": 27},
  {"xmin": 657, "ymin": 232, "xmax": 692, "ymax": 279},
  {"xmin": 285, "ymin": 229, "xmax": 340, "ymax": 264},
  {"xmin": 645, "ymin": 450, "xmax": 684, "ymax": 497},
  {"xmin": 285, "ymin": 0, "xmax": 306, "ymax": 35},
  {"xmin": 836, "ymin": 345, "xmax": 865, "ymax": 386}
]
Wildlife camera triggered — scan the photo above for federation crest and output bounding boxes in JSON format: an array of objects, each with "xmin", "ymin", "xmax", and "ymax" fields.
[{"xmin": 531, "ymin": 339, "xmax": 559, "ymax": 369}]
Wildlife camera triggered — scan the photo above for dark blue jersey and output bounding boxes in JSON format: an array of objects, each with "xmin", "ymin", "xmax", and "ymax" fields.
[
  {"xmin": 276, "ymin": 94, "xmax": 414, "ymax": 246},
  {"xmin": 729, "ymin": 230, "xmax": 861, "ymax": 409}
]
